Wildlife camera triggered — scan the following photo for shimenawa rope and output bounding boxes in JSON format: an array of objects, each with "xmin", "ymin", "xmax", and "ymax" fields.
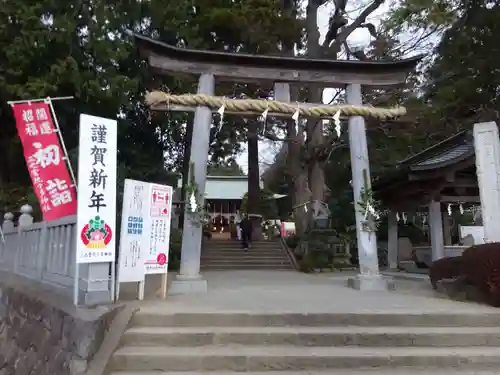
[{"xmin": 145, "ymin": 91, "xmax": 406, "ymax": 119}]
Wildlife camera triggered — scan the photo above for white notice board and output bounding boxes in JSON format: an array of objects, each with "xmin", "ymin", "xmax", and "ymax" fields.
[
  {"xmin": 118, "ymin": 179, "xmax": 149, "ymax": 283},
  {"xmin": 117, "ymin": 180, "xmax": 173, "ymax": 284}
]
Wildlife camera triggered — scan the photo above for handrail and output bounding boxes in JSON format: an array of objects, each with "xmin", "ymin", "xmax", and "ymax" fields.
[{"xmin": 273, "ymin": 224, "xmax": 299, "ymax": 270}]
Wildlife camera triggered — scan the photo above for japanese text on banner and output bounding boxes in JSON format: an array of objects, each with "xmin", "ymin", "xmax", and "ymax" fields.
[
  {"xmin": 11, "ymin": 102, "xmax": 77, "ymax": 221},
  {"xmin": 76, "ymin": 114, "xmax": 117, "ymax": 264}
]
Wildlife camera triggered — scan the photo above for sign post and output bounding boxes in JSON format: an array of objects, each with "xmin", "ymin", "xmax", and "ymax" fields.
[
  {"xmin": 75, "ymin": 114, "xmax": 118, "ymax": 305},
  {"xmin": 117, "ymin": 180, "xmax": 173, "ymax": 300}
]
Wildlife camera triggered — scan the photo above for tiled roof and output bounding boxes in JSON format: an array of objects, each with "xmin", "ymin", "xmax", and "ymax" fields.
[{"xmin": 411, "ymin": 143, "xmax": 474, "ymax": 170}]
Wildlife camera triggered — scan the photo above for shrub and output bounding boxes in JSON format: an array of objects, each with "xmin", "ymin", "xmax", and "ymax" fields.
[
  {"xmin": 429, "ymin": 256, "xmax": 463, "ymax": 290},
  {"xmin": 298, "ymin": 254, "xmax": 313, "ymax": 273},
  {"xmin": 285, "ymin": 234, "xmax": 300, "ymax": 249},
  {"xmin": 461, "ymin": 242, "xmax": 500, "ymax": 307},
  {"xmin": 168, "ymin": 229, "xmax": 182, "ymax": 270}
]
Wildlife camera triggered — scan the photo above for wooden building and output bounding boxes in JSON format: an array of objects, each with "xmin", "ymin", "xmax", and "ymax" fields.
[{"xmin": 373, "ymin": 130, "xmax": 483, "ymax": 268}]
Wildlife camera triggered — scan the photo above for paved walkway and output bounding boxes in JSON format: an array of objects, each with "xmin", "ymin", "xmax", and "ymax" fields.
[{"xmin": 119, "ymin": 270, "xmax": 500, "ymax": 314}]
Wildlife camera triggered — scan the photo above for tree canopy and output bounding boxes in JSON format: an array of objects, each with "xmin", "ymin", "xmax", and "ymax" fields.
[{"xmin": 0, "ymin": 0, "xmax": 301, "ymax": 214}]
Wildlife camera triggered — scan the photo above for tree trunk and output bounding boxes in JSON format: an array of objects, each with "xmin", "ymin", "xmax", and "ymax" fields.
[
  {"xmin": 179, "ymin": 119, "xmax": 194, "ymax": 229},
  {"xmin": 247, "ymin": 120, "xmax": 261, "ymax": 214},
  {"xmin": 305, "ymin": 0, "xmax": 326, "ymax": 229},
  {"xmin": 247, "ymin": 119, "xmax": 262, "ymax": 238}
]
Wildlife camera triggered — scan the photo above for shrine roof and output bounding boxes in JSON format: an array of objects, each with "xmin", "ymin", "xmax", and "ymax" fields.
[
  {"xmin": 373, "ymin": 130, "xmax": 474, "ymax": 189},
  {"xmin": 399, "ymin": 131, "xmax": 474, "ymax": 171},
  {"xmin": 130, "ymin": 32, "xmax": 423, "ymax": 80}
]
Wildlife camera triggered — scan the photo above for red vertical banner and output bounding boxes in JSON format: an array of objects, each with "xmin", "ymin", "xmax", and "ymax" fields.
[{"xmin": 11, "ymin": 101, "xmax": 77, "ymax": 221}]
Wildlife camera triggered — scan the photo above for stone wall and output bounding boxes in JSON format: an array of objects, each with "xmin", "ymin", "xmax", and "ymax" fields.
[{"xmin": 0, "ymin": 272, "xmax": 118, "ymax": 375}]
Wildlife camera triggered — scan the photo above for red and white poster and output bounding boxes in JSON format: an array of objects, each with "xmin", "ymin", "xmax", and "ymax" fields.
[
  {"xmin": 150, "ymin": 185, "xmax": 170, "ymax": 217},
  {"xmin": 12, "ymin": 102, "xmax": 77, "ymax": 221},
  {"xmin": 145, "ymin": 184, "xmax": 173, "ymax": 274}
]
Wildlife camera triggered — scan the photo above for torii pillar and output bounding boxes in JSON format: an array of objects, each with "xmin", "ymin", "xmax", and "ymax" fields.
[
  {"xmin": 345, "ymin": 84, "xmax": 389, "ymax": 291},
  {"xmin": 474, "ymin": 121, "xmax": 500, "ymax": 243}
]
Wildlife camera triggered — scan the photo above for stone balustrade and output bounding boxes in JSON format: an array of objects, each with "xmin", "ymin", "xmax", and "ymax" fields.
[{"xmin": 1, "ymin": 205, "xmax": 112, "ymax": 305}]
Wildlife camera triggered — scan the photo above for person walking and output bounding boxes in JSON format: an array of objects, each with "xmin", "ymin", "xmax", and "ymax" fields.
[
  {"xmin": 235, "ymin": 210, "xmax": 242, "ymax": 241},
  {"xmin": 239, "ymin": 214, "xmax": 253, "ymax": 251}
]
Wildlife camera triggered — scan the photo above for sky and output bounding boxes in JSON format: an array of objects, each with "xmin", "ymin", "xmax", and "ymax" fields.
[{"xmin": 235, "ymin": 0, "xmax": 391, "ymax": 173}]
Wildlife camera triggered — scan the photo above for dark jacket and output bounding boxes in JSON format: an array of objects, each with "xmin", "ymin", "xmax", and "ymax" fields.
[{"xmin": 239, "ymin": 218, "xmax": 252, "ymax": 234}]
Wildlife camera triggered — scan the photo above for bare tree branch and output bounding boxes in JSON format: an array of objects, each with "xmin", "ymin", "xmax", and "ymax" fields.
[{"xmin": 326, "ymin": 0, "xmax": 386, "ymax": 53}]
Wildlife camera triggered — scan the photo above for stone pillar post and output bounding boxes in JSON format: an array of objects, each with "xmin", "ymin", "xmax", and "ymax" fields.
[
  {"xmin": 473, "ymin": 121, "xmax": 500, "ymax": 242},
  {"xmin": 442, "ymin": 213, "xmax": 452, "ymax": 246},
  {"xmin": 2, "ymin": 213, "xmax": 14, "ymax": 231},
  {"xmin": 345, "ymin": 83, "xmax": 388, "ymax": 291},
  {"xmin": 170, "ymin": 73, "xmax": 215, "ymax": 294},
  {"xmin": 18, "ymin": 204, "xmax": 34, "ymax": 228},
  {"xmin": 387, "ymin": 211, "xmax": 398, "ymax": 269},
  {"xmin": 428, "ymin": 200, "xmax": 445, "ymax": 260}
]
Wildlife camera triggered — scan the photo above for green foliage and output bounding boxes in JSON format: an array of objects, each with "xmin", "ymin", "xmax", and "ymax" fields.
[
  {"xmin": 241, "ymin": 188, "xmax": 278, "ymax": 218},
  {"xmin": 298, "ymin": 254, "xmax": 313, "ymax": 273},
  {"xmin": 384, "ymin": 0, "xmax": 458, "ymax": 34},
  {"xmin": 207, "ymin": 159, "xmax": 245, "ymax": 176},
  {"xmin": 0, "ymin": 0, "xmax": 303, "ymax": 212},
  {"xmin": 168, "ymin": 229, "xmax": 182, "ymax": 270},
  {"xmin": 285, "ymin": 234, "xmax": 300, "ymax": 249}
]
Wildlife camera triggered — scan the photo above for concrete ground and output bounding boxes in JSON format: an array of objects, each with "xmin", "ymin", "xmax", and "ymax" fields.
[{"xmin": 117, "ymin": 270, "xmax": 500, "ymax": 314}]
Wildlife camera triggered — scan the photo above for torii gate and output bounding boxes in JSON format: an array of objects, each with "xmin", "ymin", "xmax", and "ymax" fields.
[{"xmin": 132, "ymin": 33, "xmax": 421, "ymax": 294}]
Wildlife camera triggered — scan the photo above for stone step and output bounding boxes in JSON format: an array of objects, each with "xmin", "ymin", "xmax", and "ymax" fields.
[
  {"xmin": 123, "ymin": 326, "xmax": 500, "ymax": 347},
  {"xmin": 131, "ymin": 312, "xmax": 500, "ymax": 327},
  {"xmin": 201, "ymin": 264, "xmax": 294, "ymax": 270},
  {"xmin": 202, "ymin": 257, "xmax": 290, "ymax": 263},
  {"xmin": 201, "ymin": 251, "xmax": 288, "ymax": 260},
  {"xmin": 202, "ymin": 251, "xmax": 288, "ymax": 256},
  {"xmin": 203, "ymin": 247, "xmax": 284, "ymax": 252},
  {"xmin": 109, "ymin": 370, "xmax": 500, "ymax": 375},
  {"xmin": 203, "ymin": 241, "xmax": 282, "ymax": 248},
  {"xmin": 203, "ymin": 247, "xmax": 283, "ymax": 252},
  {"xmin": 110, "ymin": 345, "xmax": 500, "ymax": 371}
]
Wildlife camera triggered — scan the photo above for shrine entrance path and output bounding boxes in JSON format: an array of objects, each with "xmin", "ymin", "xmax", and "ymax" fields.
[{"xmin": 122, "ymin": 270, "xmax": 499, "ymax": 314}]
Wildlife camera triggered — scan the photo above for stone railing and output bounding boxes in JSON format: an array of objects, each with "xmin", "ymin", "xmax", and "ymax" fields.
[{"xmin": 0, "ymin": 205, "xmax": 112, "ymax": 305}]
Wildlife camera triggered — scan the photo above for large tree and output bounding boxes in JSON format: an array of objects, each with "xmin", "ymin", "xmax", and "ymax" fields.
[{"xmin": 0, "ymin": 0, "xmax": 301, "ymax": 215}]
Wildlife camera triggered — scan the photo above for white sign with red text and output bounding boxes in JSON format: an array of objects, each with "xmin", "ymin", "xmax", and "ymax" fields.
[
  {"xmin": 117, "ymin": 181, "xmax": 173, "ymax": 282},
  {"xmin": 145, "ymin": 184, "xmax": 173, "ymax": 274}
]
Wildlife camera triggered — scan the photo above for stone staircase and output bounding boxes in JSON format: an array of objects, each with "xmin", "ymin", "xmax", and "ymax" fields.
[
  {"xmin": 109, "ymin": 311, "xmax": 500, "ymax": 374},
  {"xmin": 200, "ymin": 239, "xmax": 294, "ymax": 270}
]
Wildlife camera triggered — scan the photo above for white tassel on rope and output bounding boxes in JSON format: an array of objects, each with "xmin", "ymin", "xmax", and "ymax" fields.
[
  {"xmin": 217, "ymin": 103, "xmax": 225, "ymax": 132},
  {"xmin": 402, "ymin": 212, "xmax": 407, "ymax": 224},
  {"xmin": 261, "ymin": 108, "xmax": 269, "ymax": 122},
  {"xmin": 189, "ymin": 192, "xmax": 197, "ymax": 213},
  {"xmin": 333, "ymin": 110, "xmax": 342, "ymax": 138},
  {"xmin": 292, "ymin": 105, "xmax": 299, "ymax": 133},
  {"xmin": 396, "ymin": 212, "xmax": 400, "ymax": 222},
  {"xmin": 447, "ymin": 204, "xmax": 452, "ymax": 216},
  {"xmin": 368, "ymin": 203, "xmax": 380, "ymax": 220},
  {"xmin": 459, "ymin": 203, "xmax": 464, "ymax": 215}
]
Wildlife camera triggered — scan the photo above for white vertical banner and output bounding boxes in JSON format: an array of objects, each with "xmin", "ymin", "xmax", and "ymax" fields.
[
  {"xmin": 145, "ymin": 184, "xmax": 173, "ymax": 274},
  {"xmin": 76, "ymin": 114, "xmax": 117, "ymax": 264},
  {"xmin": 117, "ymin": 179, "xmax": 149, "ymax": 282}
]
